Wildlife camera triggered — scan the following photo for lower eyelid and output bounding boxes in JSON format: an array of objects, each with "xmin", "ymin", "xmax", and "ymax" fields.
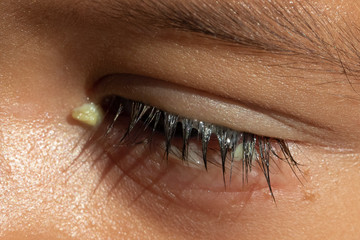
[{"xmin": 93, "ymin": 123, "xmax": 299, "ymax": 214}]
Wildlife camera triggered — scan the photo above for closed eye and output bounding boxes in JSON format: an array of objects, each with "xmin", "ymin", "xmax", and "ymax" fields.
[{"xmin": 85, "ymin": 79, "xmax": 302, "ymax": 201}]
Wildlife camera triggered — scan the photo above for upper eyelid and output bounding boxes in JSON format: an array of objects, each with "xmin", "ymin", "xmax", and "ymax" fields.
[{"xmin": 91, "ymin": 74, "xmax": 332, "ymax": 144}]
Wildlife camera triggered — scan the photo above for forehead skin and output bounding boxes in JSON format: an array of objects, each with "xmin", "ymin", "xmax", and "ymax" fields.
[{"xmin": 1, "ymin": 0, "xmax": 360, "ymax": 240}]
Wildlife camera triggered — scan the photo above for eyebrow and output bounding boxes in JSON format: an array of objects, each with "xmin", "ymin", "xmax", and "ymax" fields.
[{"xmin": 92, "ymin": 0, "xmax": 360, "ymax": 76}]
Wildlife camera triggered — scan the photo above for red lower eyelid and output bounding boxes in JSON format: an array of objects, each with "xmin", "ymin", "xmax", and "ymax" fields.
[{"xmin": 102, "ymin": 131, "xmax": 298, "ymax": 213}]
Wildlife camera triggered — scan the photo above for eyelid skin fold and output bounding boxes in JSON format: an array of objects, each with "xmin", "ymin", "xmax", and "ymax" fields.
[{"xmin": 91, "ymin": 74, "xmax": 330, "ymax": 145}]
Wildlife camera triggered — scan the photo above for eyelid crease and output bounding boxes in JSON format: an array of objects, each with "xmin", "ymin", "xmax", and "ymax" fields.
[{"xmin": 91, "ymin": 74, "xmax": 334, "ymax": 145}]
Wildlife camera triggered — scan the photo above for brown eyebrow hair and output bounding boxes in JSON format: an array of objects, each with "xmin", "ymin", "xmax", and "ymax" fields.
[{"xmin": 93, "ymin": 0, "xmax": 360, "ymax": 80}]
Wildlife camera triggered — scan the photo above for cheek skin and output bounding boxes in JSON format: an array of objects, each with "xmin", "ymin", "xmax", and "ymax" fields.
[{"xmin": 2, "ymin": 113, "xmax": 360, "ymax": 240}]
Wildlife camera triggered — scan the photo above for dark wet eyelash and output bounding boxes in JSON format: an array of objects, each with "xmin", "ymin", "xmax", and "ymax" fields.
[{"xmin": 98, "ymin": 95, "xmax": 300, "ymax": 199}]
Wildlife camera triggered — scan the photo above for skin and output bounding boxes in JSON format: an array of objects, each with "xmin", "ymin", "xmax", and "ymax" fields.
[{"xmin": 1, "ymin": 0, "xmax": 360, "ymax": 239}]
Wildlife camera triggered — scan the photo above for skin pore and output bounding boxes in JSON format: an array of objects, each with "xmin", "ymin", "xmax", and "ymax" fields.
[{"xmin": 1, "ymin": 0, "xmax": 360, "ymax": 239}]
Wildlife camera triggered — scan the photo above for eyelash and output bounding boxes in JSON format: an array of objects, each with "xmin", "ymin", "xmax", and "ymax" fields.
[{"xmin": 91, "ymin": 95, "xmax": 300, "ymax": 199}]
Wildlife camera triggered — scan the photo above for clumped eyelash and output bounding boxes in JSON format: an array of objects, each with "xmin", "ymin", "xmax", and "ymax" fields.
[{"xmin": 97, "ymin": 95, "xmax": 300, "ymax": 199}]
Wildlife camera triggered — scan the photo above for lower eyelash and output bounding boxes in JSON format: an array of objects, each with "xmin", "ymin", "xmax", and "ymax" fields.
[{"xmin": 93, "ymin": 95, "xmax": 300, "ymax": 199}]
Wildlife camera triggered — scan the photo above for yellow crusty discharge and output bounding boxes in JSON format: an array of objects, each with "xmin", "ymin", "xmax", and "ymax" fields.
[{"xmin": 72, "ymin": 102, "xmax": 104, "ymax": 127}]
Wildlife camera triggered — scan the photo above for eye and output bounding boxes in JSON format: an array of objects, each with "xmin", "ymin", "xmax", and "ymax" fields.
[{"xmin": 80, "ymin": 74, "xmax": 303, "ymax": 212}]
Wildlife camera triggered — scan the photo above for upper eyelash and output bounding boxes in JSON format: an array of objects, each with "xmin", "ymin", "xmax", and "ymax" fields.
[{"xmin": 96, "ymin": 95, "xmax": 300, "ymax": 199}]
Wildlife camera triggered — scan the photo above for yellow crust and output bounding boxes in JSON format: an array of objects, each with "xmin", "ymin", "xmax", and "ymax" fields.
[{"xmin": 71, "ymin": 103, "xmax": 104, "ymax": 127}]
